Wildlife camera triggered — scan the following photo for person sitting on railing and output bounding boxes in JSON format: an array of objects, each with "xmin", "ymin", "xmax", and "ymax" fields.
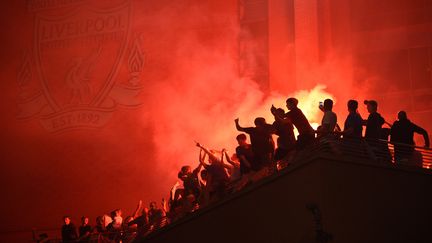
[
  {"xmin": 111, "ymin": 209, "xmax": 123, "ymax": 230},
  {"xmin": 94, "ymin": 216, "xmax": 105, "ymax": 233},
  {"xmin": 235, "ymin": 133, "xmax": 255, "ymax": 174},
  {"xmin": 271, "ymin": 108, "xmax": 296, "ymax": 161},
  {"xmin": 196, "ymin": 142, "xmax": 230, "ymax": 200},
  {"xmin": 272, "ymin": 97, "xmax": 315, "ymax": 150},
  {"xmin": 106, "ymin": 209, "xmax": 124, "ymax": 241},
  {"xmin": 125, "ymin": 200, "xmax": 145, "ymax": 230},
  {"xmin": 168, "ymin": 181, "xmax": 187, "ymax": 220},
  {"xmin": 77, "ymin": 216, "xmax": 92, "ymax": 242},
  {"xmin": 148, "ymin": 201, "xmax": 166, "ymax": 231},
  {"xmin": 317, "ymin": 99, "xmax": 338, "ymax": 139},
  {"xmin": 235, "ymin": 117, "xmax": 275, "ymax": 169},
  {"xmin": 128, "ymin": 203, "xmax": 150, "ymax": 236},
  {"xmin": 390, "ymin": 111, "xmax": 430, "ymax": 163},
  {"xmin": 102, "ymin": 214, "xmax": 112, "ymax": 230},
  {"xmin": 177, "ymin": 161, "xmax": 203, "ymax": 202},
  {"xmin": 342, "ymin": 100, "xmax": 363, "ymax": 139},
  {"xmin": 61, "ymin": 216, "xmax": 78, "ymax": 243}
]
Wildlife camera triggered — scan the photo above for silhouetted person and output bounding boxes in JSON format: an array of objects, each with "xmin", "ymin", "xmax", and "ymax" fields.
[
  {"xmin": 94, "ymin": 216, "xmax": 105, "ymax": 233},
  {"xmin": 363, "ymin": 100, "xmax": 391, "ymax": 161},
  {"xmin": 109, "ymin": 209, "xmax": 122, "ymax": 230},
  {"xmin": 78, "ymin": 216, "xmax": 92, "ymax": 242},
  {"xmin": 178, "ymin": 163, "xmax": 202, "ymax": 200},
  {"xmin": 271, "ymin": 108, "xmax": 295, "ymax": 160},
  {"xmin": 61, "ymin": 216, "xmax": 78, "ymax": 242},
  {"xmin": 148, "ymin": 201, "xmax": 165, "ymax": 230},
  {"xmin": 317, "ymin": 99, "xmax": 337, "ymax": 138},
  {"xmin": 235, "ymin": 133, "xmax": 255, "ymax": 173},
  {"xmin": 235, "ymin": 117, "xmax": 275, "ymax": 168},
  {"xmin": 363, "ymin": 100, "xmax": 385, "ymax": 140},
  {"xmin": 343, "ymin": 100, "xmax": 363, "ymax": 139},
  {"xmin": 390, "ymin": 111, "xmax": 430, "ymax": 162},
  {"xmin": 272, "ymin": 98, "xmax": 315, "ymax": 149},
  {"xmin": 196, "ymin": 143, "xmax": 230, "ymax": 199},
  {"xmin": 128, "ymin": 206, "xmax": 149, "ymax": 235}
]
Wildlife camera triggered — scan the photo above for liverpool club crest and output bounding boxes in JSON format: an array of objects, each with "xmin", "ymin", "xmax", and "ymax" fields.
[{"xmin": 17, "ymin": 1, "xmax": 144, "ymax": 132}]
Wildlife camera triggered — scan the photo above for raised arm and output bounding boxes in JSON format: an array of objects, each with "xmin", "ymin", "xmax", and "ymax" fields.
[
  {"xmin": 198, "ymin": 149, "xmax": 208, "ymax": 167},
  {"xmin": 196, "ymin": 142, "xmax": 219, "ymax": 163},
  {"xmin": 222, "ymin": 149, "xmax": 238, "ymax": 168},
  {"xmin": 161, "ymin": 198, "xmax": 168, "ymax": 215},
  {"xmin": 414, "ymin": 124, "xmax": 430, "ymax": 148},
  {"xmin": 170, "ymin": 181, "xmax": 181, "ymax": 201},
  {"xmin": 235, "ymin": 118, "xmax": 246, "ymax": 132},
  {"xmin": 219, "ymin": 149, "xmax": 235, "ymax": 169},
  {"xmin": 132, "ymin": 200, "xmax": 143, "ymax": 219},
  {"xmin": 271, "ymin": 106, "xmax": 292, "ymax": 125},
  {"xmin": 193, "ymin": 151, "xmax": 204, "ymax": 175}
]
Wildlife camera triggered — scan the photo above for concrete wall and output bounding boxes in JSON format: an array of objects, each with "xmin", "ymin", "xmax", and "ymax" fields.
[{"xmin": 141, "ymin": 157, "xmax": 432, "ymax": 243}]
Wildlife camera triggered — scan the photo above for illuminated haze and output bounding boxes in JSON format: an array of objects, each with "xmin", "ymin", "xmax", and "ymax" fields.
[{"xmin": 1, "ymin": 1, "xmax": 431, "ymax": 242}]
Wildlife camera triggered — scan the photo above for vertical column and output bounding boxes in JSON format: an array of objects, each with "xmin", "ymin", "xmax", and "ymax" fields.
[
  {"xmin": 293, "ymin": 0, "xmax": 319, "ymax": 89},
  {"xmin": 268, "ymin": 0, "xmax": 297, "ymax": 94},
  {"xmin": 238, "ymin": 0, "xmax": 270, "ymax": 92}
]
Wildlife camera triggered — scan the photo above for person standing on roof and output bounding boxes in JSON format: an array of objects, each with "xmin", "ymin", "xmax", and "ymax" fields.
[
  {"xmin": 343, "ymin": 100, "xmax": 363, "ymax": 139},
  {"xmin": 390, "ymin": 111, "xmax": 430, "ymax": 162},
  {"xmin": 272, "ymin": 97, "xmax": 315, "ymax": 149},
  {"xmin": 362, "ymin": 100, "xmax": 392, "ymax": 161},
  {"xmin": 363, "ymin": 100, "xmax": 386, "ymax": 140},
  {"xmin": 317, "ymin": 99, "xmax": 337, "ymax": 138},
  {"xmin": 235, "ymin": 117, "xmax": 275, "ymax": 169},
  {"xmin": 271, "ymin": 107, "xmax": 296, "ymax": 160}
]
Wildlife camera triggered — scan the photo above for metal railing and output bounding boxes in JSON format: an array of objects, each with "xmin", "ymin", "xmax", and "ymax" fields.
[{"xmin": 316, "ymin": 136, "xmax": 432, "ymax": 169}]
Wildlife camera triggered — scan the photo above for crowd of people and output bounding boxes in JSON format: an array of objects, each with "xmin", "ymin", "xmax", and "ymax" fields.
[{"xmin": 56, "ymin": 97, "xmax": 430, "ymax": 243}]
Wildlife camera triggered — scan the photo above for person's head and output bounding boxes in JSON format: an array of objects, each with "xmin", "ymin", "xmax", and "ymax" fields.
[
  {"xmin": 397, "ymin": 111, "xmax": 408, "ymax": 121},
  {"xmin": 149, "ymin": 201, "xmax": 157, "ymax": 210},
  {"xmin": 364, "ymin": 100, "xmax": 378, "ymax": 113},
  {"xmin": 81, "ymin": 216, "xmax": 89, "ymax": 225},
  {"xmin": 63, "ymin": 216, "xmax": 71, "ymax": 225},
  {"xmin": 273, "ymin": 108, "xmax": 285, "ymax": 118},
  {"xmin": 347, "ymin": 100, "xmax": 358, "ymax": 113},
  {"xmin": 286, "ymin": 97, "xmax": 298, "ymax": 110},
  {"xmin": 177, "ymin": 171, "xmax": 184, "ymax": 180},
  {"xmin": 254, "ymin": 117, "xmax": 266, "ymax": 127},
  {"xmin": 178, "ymin": 165, "xmax": 191, "ymax": 180},
  {"xmin": 96, "ymin": 216, "xmax": 103, "ymax": 226},
  {"xmin": 111, "ymin": 209, "xmax": 122, "ymax": 219},
  {"xmin": 323, "ymin": 99, "xmax": 333, "ymax": 111},
  {"xmin": 181, "ymin": 165, "xmax": 191, "ymax": 174},
  {"xmin": 236, "ymin": 133, "xmax": 247, "ymax": 146}
]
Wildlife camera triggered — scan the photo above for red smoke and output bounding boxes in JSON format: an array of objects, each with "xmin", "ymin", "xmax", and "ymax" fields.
[{"xmin": 1, "ymin": 1, "xmax": 431, "ymax": 242}]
